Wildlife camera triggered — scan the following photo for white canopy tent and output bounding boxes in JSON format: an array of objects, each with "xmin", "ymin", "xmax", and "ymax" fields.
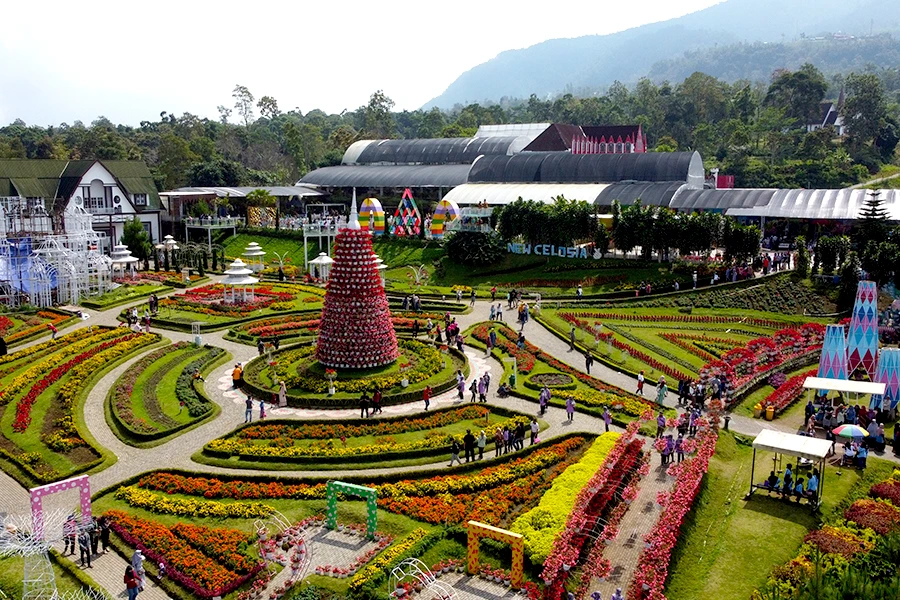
[
  {"xmin": 748, "ymin": 429, "xmax": 833, "ymax": 507},
  {"xmin": 802, "ymin": 376, "xmax": 886, "ymax": 406}
]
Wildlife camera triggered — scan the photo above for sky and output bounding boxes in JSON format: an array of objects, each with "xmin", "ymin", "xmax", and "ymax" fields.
[{"xmin": 0, "ymin": 0, "xmax": 724, "ymax": 127}]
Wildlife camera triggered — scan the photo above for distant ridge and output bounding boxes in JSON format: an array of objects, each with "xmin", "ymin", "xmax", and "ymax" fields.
[{"xmin": 424, "ymin": 0, "xmax": 900, "ymax": 109}]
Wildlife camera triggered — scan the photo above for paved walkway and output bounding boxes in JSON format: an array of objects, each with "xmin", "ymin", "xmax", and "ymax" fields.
[{"xmin": 3, "ymin": 288, "xmax": 897, "ymax": 598}]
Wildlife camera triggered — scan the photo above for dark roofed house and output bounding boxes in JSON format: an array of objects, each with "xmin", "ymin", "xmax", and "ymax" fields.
[
  {"xmin": 0, "ymin": 159, "xmax": 162, "ymax": 246},
  {"xmin": 807, "ymin": 90, "xmax": 845, "ymax": 136}
]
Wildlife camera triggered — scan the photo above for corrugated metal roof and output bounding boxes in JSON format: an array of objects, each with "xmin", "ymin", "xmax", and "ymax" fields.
[
  {"xmin": 300, "ymin": 165, "xmax": 471, "ymax": 188},
  {"xmin": 596, "ymin": 182, "xmax": 688, "ymax": 207},
  {"xmin": 347, "ymin": 137, "xmax": 522, "ymax": 165},
  {"xmin": 443, "ymin": 183, "xmax": 610, "ymax": 206},
  {"xmin": 170, "ymin": 186, "xmax": 325, "ymax": 198},
  {"xmin": 725, "ymin": 188, "xmax": 900, "ymax": 220},
  {"xmin": 671, "ymin": 188, "xmax": 778, "ymax": 211}
]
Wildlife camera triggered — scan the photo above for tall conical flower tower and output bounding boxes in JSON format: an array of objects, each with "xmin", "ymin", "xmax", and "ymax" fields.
[{"xmin": 315, "ymin": 192, "xmax": 399, "ymax": 369}]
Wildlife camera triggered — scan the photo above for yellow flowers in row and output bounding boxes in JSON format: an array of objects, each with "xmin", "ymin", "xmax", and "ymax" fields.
[
  {"xmin": 0, "ymin": 326, "xmax": 96, "ymax": 368},
  {"xmin": 349, "ymin": 528, "xmax": 429, "ymax": 591},
  {"xmin": 4, "ymin": 328, "xmax": 123, "ymax": 402},
  {"xmin": 115, "ymin": 486, "xmax": 274, "ymax": 519},
  {"xmin": 511, "ymin": 432, "xmax": 619, "ymax": 563}
]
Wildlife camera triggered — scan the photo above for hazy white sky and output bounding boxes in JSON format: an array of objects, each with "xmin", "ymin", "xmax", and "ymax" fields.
[{"xmin": 0, "ymin": 0, "xmax": 723, "ymax": 126}]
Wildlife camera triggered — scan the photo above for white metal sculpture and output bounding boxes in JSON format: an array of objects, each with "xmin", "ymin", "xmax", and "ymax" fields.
[
  {"xmin": 389, "ymin": 558, "xmax": 458, "ymax": 600},
  {"xmin": 0, "ymin": 199, "xmax": 113, "ymax": 308}
]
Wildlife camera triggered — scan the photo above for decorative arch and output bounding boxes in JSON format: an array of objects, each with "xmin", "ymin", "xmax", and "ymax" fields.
[
  {"xmin": 429, "ymin": 199, "xmax": 460, "ymax": 240},
  {"xmin": 325, "ymin": 481, "xmax": 378, "ymax": 539},
  {"xmin": 30, "ymin": 475, "xmax": 92, "ymax": 539},
  {"xmin": 359, "ymin": 198, "xmax": 385, "ymax": 236},
  {"xmin": 389, "ymin": 189, "xmax": 421, "ymax": 237},
  {"xmin": 465, "ymin": 520, "xmax": 524, "ymax": 588}
]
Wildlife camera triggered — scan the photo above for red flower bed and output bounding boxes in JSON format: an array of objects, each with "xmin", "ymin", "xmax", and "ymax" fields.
[
  {"xmin": 0, "ymin": 315, "xmax": 13, "ymax": 335},
  {"xmin": 659, "ymin": 333, "xmax": 720, "ymax": 363},
  {"xmin": 844, "ymin": 499, "xmax": 900, "ymax": 535},
  {"xmin": 106, "ymin": 510, "xmax": 263, "ymax": 597},
  {"xmin": 803, "ymin": 527, "xmax": 871, "ymax": 560},
  {"xmin": 628, "ymin": 400, "xmax": 721, "ymax": 600},
  {"xmin": 765, "ymin": 369, "xmax": 819, "ymax": 415},
  {"xmin": 560, "ymin": 312, "xmax": 789, "ymax": 328},
  {"xmin": 870, "ymin": 479, "xmax": 900, "ymax": 506},
  {"xmin": 13, "ymin": 334, "xmax": 139, "ymax": 432},
  {"xmin": 542, "ymin": 419, "xmax": 647, "ymax": 599}
]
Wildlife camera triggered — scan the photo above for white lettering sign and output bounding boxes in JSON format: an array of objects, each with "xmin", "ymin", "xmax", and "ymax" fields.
[{"xmin": 507, "ymin": 243, "xmax": 588, "ymax": 259}]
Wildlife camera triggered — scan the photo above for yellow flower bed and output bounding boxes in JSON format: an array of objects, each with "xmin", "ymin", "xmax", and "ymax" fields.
[
  {"xmin": 567, "ymin": 389, "xmax": 649, "ymax": 416},
  {"xmin": 115, "ymin": 486, "xmax": 273, "ymax": 519},
  {"xmin": 3, "ymin": 328, "xmax": 122, "ymax": 401},
  {"xmin": 207, "ymin": 416, "xmax": 531, "ymax": 459},
  {"xmin": 349, "ymin": 528, "xmax": 429, "ymax": 591},
  {"xmin": 511, "ymin": 432, "xmax": 619, "ymax": 563},
  {"xmin": 0, "ymin": 327, "xmax": 96, "ymax": 368}
]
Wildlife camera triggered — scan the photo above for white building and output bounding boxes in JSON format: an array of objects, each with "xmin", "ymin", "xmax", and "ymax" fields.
[{"xmin": 0, "ymin": 159, "xmax": 162, "ymax": 247}]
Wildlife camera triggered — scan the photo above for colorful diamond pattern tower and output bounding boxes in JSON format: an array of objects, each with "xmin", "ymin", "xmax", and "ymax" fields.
[
  {"xmin": 846, "ymin": 281, "xmax": 879, "ymax": 380},
  {"xmin": 817, "ymin": 324, "xmax": 849, "ymax": 381},
  {"xmin": 315, "ymin": 198, "xmax": 398, "ymax": 369},
  {"xmin": 389, "ymin": 188, "xmax": 422, "ymax": 237},
  {"xmin": 872, "ymin": 348, "xmax": 900, "ymax": 410}
]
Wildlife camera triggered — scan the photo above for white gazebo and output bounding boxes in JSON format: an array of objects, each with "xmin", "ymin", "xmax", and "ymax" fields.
[
  {"xmin": 222, "ymin": 258, "xmax": 258, "ymax": 303},
  {"xmin": 309, "ymin": 252, "xmax": 334, "ymax": 281},
  {"xmin": 110, "ymin": 244, "xmax": 140, "ymax": 278},
  {"xmin": 748, "ymin": 429, "xmax": 833, "ymax": 508},
  {"xmin": 242, "ymin": 242, "xmax": 266, "ymax": 273}
]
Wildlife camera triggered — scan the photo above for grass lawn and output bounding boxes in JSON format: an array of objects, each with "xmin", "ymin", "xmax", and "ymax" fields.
[
  {"xmin": 664, "ymin": 432, "xmax": 891, "ymax": 600},
  {"xmin": 0, "ymin": 554, "xmax": 100, "ymax": 598},
  {"xmin": 222, "ymin": 233, "xmax": 328, "ymax": 265},
  {"xmin": 128, "ymin": 345, "xmax": 206, "ymax": 429},
  {"xmin": 80, "ymin": 282, "xmax": 172, "ymax": 310}
]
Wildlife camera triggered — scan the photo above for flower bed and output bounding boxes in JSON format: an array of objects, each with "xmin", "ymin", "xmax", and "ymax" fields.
[
  {"xmin": 106, "ymin": 510, "xmax": 264, "ymax": 598},
  {"xmin": 511, "ymin": 432, "xmax": 619, "ymax": 563},
  {"xmin": 628, "ymin": 400, "xmax": 721, "ymax": 600},
  {"xmin": 763, "ymin": 368, "xmax": 819, "ymax": 415},
  {"xmin": 4, "ymin": 309, "xmax": 74, "ymax": 345},
  {"xmin": 542, "ymin": 419, "xmax": 646, "ymax": 599},
  {"xmin": 559, "ymin": 311, "xmax": 791, "ymax": 329},
  {"xmin": 529, "ymin": 373, "xmax": 574, "ymax": 387},
  {"xmin": 114, "ymin": 485, "xmax": 274, "ymax": 519},
  {"xmin": 843, "ymin": 499, "xmax": 900, "ymax": 535},
  {"xmin": 349, "ymin": 528, "xmax": 431, "ymax": 592}
]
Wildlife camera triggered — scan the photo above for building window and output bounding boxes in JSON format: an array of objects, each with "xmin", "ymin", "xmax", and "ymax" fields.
[
  {"xmin": 134, "ymin": 194, "xmax": 147, "ymax": 206},
  {"xmin": 142, "ymin": 222, "xmax": 152, "ymax": 237}
]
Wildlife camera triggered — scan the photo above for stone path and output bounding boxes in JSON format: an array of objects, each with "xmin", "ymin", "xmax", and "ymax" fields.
[{"xmin": 3, "ymin": 285, "xmax": 898, "ymax": 599}]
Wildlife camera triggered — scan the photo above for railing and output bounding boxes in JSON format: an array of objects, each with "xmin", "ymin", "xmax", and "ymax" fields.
[{"xmin": 182, "ymin": 217, "xmax": 244, "ymax": 227}]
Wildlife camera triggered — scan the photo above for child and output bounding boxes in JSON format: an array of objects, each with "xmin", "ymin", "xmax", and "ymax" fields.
[{"xmin": 158, "ymin": 560, "xmax": 167, "ymax": 579}]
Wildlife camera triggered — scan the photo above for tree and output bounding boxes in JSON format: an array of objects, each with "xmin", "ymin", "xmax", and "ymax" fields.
[
  {"xmin": 444, "ymin": 231, "xmax": 505, "ymax": 266},
  {"xmin": 232, "ymin": 84, "xmax": 256, "ymax": 127},
  {"xmin": 216, "ymin": 105, "xmax": 232, "ymax": 124},
  {"xmin": 120, "ymin": 216, "xmax": 152, "ymax": 263},
  {"xmin": 362, "ymin": 90, "xmax": 395, "ymax": 138},
  {"xmin": 257, "ymin": 96, "xmax": 280, "ymax": 120},
  {"xmin": 842, "ymin": 73, "xmax": 887, "ymax": 148},
  {"xmin": 187, "ymin": 159, "xmax": 246, "ymax": 187},
  {"xmin": 156, "ymin": 132, "xmax": 199, "ymax": 190},
  {"xmin": 794, "ymin": 235, "xmax": 810, "ymax": 278},
  {"xmin": 723, "ymin": 220, "xmax": 761, "ymax": 263},
  {"xmin": 855, "ymin": 191, "xmax": 891, "ymax": 248},
  {"xmin": 593, "ymin": 226, "xmax": 610, "ymax": 258},
  {"xmin": 837, "ymin": 251, "xmax": 862, "ymax": 310},
  {"xmin": 765, "ymin": 64, "xmax": 827, "ymax": 124}
]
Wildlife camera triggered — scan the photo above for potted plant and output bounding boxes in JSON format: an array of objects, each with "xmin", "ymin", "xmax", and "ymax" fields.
[{"xmin": 325, "ymin": 368, "xmax": 337, "ymax": 395}]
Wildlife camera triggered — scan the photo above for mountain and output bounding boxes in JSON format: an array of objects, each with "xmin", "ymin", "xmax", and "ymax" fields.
[{"xmin": 424, "ymin": 0, "xmax": 900, "ymax": 109}]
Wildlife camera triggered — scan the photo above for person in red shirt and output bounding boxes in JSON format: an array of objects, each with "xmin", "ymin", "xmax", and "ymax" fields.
[
  {"xmin": 423, "ymin": 386, "xmax": 432, "ymax": 411},
  {"xmin": 48, "ymin": 323, "xmax": 58, "ymax": 340},
  {"xmin": 124, "ymin": 566, "xmax": 139, "ymax": 600}
]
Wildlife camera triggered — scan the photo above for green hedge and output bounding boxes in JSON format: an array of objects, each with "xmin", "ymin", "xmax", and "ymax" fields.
[{"xmin": 80, "ymin": 285, "xmax": 173, "ymax": 310}]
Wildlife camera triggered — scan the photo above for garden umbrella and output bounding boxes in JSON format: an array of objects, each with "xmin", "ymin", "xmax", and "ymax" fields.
[{"xmin": 831, "ymin": 424, "xmax": 868, "ymax": 438}]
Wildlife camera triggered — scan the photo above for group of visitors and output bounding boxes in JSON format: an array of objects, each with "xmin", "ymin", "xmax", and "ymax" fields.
[
  {"xmin": 256, "ymin": 337, "xmax": 280, "ymax": 356},
  {"xmin": 467, "ymin": 372, "xmax": 492, "ymax": 402},
  {"xmin": 762, "ymin": 465, "xmax": 820, "ymax": 502},
  {"xmin": 244, "ymin": 395, "xmax": 266, "ymax": 423},
  {"xmin": 63, "ymin": 514, "xmax": 111, "ymax": 569},
  {"xmin": 122, "ymin": 307, "xmax": 151, "ymax": 334},
  {"xmin": 450, "ymin": 419, "xmax": 539, "ymax": 465},
  {"xmin": 758, "ymin": 251, "xmax": 792, "ymax": 275},
  {"xmin": 400, "ymin": 294, "xmax": 424, "ymax": 312},
  {"xmin": 802, "ymin": 397, "xmax": 892, "ymax": 455},
  {"xmin": 676, "ymin": 375, "xmax": 724, "ymax": 410},
  {"xmin": 358, "ymin": 387, "xmax": 384, "ymax": 418},
  {"xmin": 636, "ymin": 371, "xmax": 671, "ymax": 405}
]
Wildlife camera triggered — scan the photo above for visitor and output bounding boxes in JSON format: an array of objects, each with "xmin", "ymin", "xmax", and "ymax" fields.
[
  {"xmin": 372, "ymin": 387, "xmax": 383, "ymax": 415},
  {"xmin": 515, "ymin": 421, "xmax": 526, "ymax": 450},
  {"xmin": 497, "ymin": 381, "xmax": 510, "ymax": 397},
  {"xmin": 470, "ymin": 290, "xmax": 476, "ymax": 306},
  {"xmin": 894, "ymin": 426, "xmax": 900, "ymax": 456},
  {"xmin": 259, "ymin": 398, "xmax": 266, "ymax": 420},
  {"xmin": 530, "ymin": 418, "xmax": 539, "ymax": 445},
  {"xmin": 257, "ymin": 339, "xmax": 265, "ymax": 356},
  {"xmin": 565, "ymin": 397, "xmax": 575, "ymax": 422},
  {"xmin": 63, "ymin": 514, "xmax": 77, "ymax": 555},
  {"xmin": 569, "ymin": 326, "xmax": 577, "ymax": 351},
  {"xmin": 478, "ymin": 376, "xmax": 487, "ymax": 402},
  {"xmin": 584, "ymin": 350, "xmax": 594, "ymax": 374},
  {"xmin": 124, "ymin": 566, "xmax": 140, "ymax": 600},
  {"xmin": 448, "ymin": 438, "xmax": 463, "ymax": 467},
  {"xmin": 278, "ymin": 381, "xmax": 287, "ymax": 408},
  {"xmin": 98, "ymin": 515, "xmax": 110, "ymax": 553},
  {"xmin": 192, "ymin": 368, "xmax": 204, "ymax": 383},
  {"xmin": 675, "ymin": 434, "xmax": 685, "ymax": 463},
  {"xmin": 232, "ymin": 363, "xmax": 242, "ymax": 389},
  {"xmin": 539, "ymin": 385, "xmax": 550, "ymax": 415},
  {"xmin": 611, "ymin": 590, "xmax": 624, "ymax": 600},
  {"xmin": 856, "ymin": 444, "xmax": 868, "ymax": 469},
  {"xmin": 491, "ymin": 286, "xmax": 497, "ymax": 302},
  {"xmin": 804, "ymin": 399, "xmax": 815, "ymax": 423},
  {"xmin": 576, "ymin": 285, "xmax": 583, "ymax": 301},
  {"xmin": 496, "ymin": 303, "xmax": 503, "ymax": 321},
  {"xmin": 244, "ymin": 396, "xmax": 253, "ymax": 423},
  {"xmin": 158, "ymin": 560, "xmax": 167, "ymax": 580},
  {"xmin": 662, "ymin": 435, "xmax": 673, "ymax": 465},
  {"xmin": 689, "ymin": 409, "xmax": 699, "ymax": 437},
  {"xmin": 456, "ymin": 333, "xmax": 464, "ymax": 352},
  {"xmin": 602, "ymin": 407, "xmax": 612, "ymax": 432},
  {"xmin": 423, "ymin": 386, "xmax": 432, "ymax": 411},
  {"xmin": 591, "ymin": 592, "xmax": 602, "ymax": 600},
  {"xmin": 806, "ymin": 469, "xmax": 819, "ymax": 502},
  {"xmin": 90, "ymin": 516, "xmax": 100, "ymax": 554},
  {"xmin": 656, "ymin": 412, "xmax": 666, "ymax": 438},
  {"xmin": 656, "ymin": 377, "xmax": 668, "ymax": 405},
  {"xmin": 793, "ymin": 477, "xmax": 805, "ymax": 501},
  {"xmin": 493, "ymin": 429, "xmax": 503, "ymax": 457},
  {"xmin": 765, "ymin": 471, "xmax": 780, "ymax": 490},
  {"xmin": 483, "ymin": 372, "xmax": 491, "ymax": 397},
  {"xmin": 131, "ymin": 550, "xmax": 145, "ymax": 590},
  {"xmin": 463, "ymin": 429, "xmax": 476, "ymax": 463},
  {"xmin": 469, "ymin": 379, "xmax": 478, "ymax": 403},
  {"xmin": 457, "ymin": 377, "xmax": 465, "ymax": 401},
  {"xmin": 516, "ymin": 332, "xmax": 525, "ymax": 349},
  {"xmin": 435, "ymin": 325, "xmax": 443, "ymax": 344},
  {"xmin": 477, "ymin": 430, "xmax": 486, "ymax": 460},
  {"xmin": 0, "ymin": 336, "xmax": 6, "ymax": 357},
  {"xmin": 503, "ymin": 426, "xmax": 511, "ymax": 454},
  {"xmin": 490, "ymin": 305, "xmax": 496, "ymax": 321},
  {"xmin": 456, "ymin": 289, "xmax": 463, "ymax": 303},
  {"xmin": 77, "ymin": 529, "xmax": 92, "ymax": 567},
  {"xmin": 49, "ymin": 323, "xmax": 58, "ymax": 340},
  {"xmin": 637, "ymin": 371, "xmax": 645, "ymax": 395},
  {"xmin": 359, "ymin": 393, "xmax": 370, "ymax": 418},
  {"xmin": 412, "ymin": 319, "xmax": 419, "ymax": 338},
  {"xmin": 489, "ymin": 327, "xmax": 498, "ymax": 349}
]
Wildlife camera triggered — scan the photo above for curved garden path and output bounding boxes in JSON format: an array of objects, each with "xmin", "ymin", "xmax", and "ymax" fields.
[{"xmin": 4, "ymin": 282, "xmax": 894, "ymax": 600}]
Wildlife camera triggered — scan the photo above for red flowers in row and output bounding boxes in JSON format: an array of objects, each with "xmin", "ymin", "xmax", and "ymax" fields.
[{"xmin": 764, "ymin": 368, "xmax": 819, "ymax": 415}]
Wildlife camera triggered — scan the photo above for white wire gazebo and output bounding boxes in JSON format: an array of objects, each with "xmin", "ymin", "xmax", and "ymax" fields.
[{"xmin": 222, "ymin": 258, "xmax": 258, "ymax": 304}]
